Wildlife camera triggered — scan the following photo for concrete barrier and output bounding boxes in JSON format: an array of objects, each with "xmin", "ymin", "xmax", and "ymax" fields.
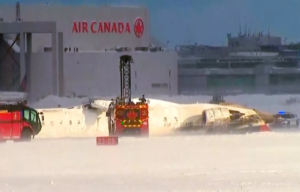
[{"xmin": 36, "ymin": 99, "xmax": 259, "ymax": 138}]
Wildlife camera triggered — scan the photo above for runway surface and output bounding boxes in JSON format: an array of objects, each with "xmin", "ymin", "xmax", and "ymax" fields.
[{"xmin": 1, "ymin": 133, "xmax": 300, "ymax": 192}]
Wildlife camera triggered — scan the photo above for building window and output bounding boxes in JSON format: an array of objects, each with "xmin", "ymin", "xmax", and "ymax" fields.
[
  {"xmin": 161, "ymin": 83, "xmax": 168, "ymax": 88},
  {"xmin": 169, "ymin": 70, "xmax": 171, "ymax": 77},
  {"xmin": 135, "ymin": 71, "xmax": 137, "ymax": 78},
  {"xmin": 151, "ymin": 83, "xmax": 160, "ymax": 88},
  {"xmin": 152, "ymin": 83, "xmax": 168, "ymax": 88}
]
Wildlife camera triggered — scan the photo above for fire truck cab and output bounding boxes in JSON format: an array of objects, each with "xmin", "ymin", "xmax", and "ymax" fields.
[{"xmin": 0, "ymin": 101, "xmax": 43, "ymax": 141}]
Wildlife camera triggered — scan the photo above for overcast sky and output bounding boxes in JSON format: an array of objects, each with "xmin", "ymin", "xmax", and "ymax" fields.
[{"xmin": 2, "ymin": 0, "xmax": 299, "ymax": 47}]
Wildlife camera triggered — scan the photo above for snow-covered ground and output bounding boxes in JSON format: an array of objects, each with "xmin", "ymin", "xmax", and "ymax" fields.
[
  {"xmin": 1, "ymin": 134, "xmax": 300, "ymax": 192},
  {"xmin": 1, "ymin": 94, "xmax": 300, "ymax": 191}
]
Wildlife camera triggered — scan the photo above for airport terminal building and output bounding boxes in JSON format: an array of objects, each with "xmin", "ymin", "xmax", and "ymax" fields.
[
  {"xmin": 177, "ymin": 34, "xmax": 300, "ymax": 95},
  {"xmin": 0, "ymin": 3, "xmax": 177, "ymax": 101}
]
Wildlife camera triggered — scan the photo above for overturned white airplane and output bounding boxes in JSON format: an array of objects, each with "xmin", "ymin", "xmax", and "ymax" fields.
[
  {"xmin": 34, "ymin": 95, "xmax": 278, "ymax": 138},
  {"xmin": 86, "ymin": 96, "xmax": 271, "ymax": 136}
]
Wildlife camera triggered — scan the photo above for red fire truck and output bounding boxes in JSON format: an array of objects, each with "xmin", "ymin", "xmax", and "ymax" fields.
[
  {"xmin": 0, "ymin": 101, "xmax": 44, "ymax": 141},
  {"xmin": 107, "ymin": 101, "xmax": 149, "ymax": 136},
  {"xmin": 106, "ymin": 55, "xmax": 149, "ymax": 136}
]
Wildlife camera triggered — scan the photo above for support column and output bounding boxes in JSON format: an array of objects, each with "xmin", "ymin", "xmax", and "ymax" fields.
[
  {"xmin": 255, "ymin": 64, "xmax": 271, "ymax": 93},
  {"xmin": 26, "ymin": 33, "xmax": 32, "ymax": 100},
  {"xmin": 19, "ymin": 32, "xmax": 25, "ymax": 86},
  {"xmin": 57, "ymin": 32, "xmax": 64, "ymax": 96},
  {"xmin": 51, "ymin": 31, "xmax": 58, "ymax": 95}
]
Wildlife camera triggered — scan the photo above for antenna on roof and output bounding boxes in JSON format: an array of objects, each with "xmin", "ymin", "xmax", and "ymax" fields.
[
  {"xmin": 238, "ymin": 17, "xmax": 242, "ymax": 36},
  {"xmin": 244, "ymin": 17, "xmax": 248, "ymax": 36},
  {"xmin": 16, "ymin": 2, "xmax": 21, "ymax": 21},
  {"xmin": 149, "ymin": 43, "xmax": 154, "ymax": 48}
]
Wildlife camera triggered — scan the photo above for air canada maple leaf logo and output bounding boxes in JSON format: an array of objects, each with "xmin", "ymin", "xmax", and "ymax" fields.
[
  {"xmin": 134, "ymin": 17, "xmax": 144, "ymax": 38},
  {"xmin": 127, "ymin": 110, "xmax": 137, "ymax": 120}
]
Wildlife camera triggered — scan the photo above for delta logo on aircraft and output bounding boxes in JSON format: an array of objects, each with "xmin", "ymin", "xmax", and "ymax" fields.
[{"xmin": 72, "ymin": 17, "xmax": 144, "ymax": 38}]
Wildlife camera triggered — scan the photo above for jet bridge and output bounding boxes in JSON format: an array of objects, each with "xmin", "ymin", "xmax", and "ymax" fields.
[{"xmin": 0, "ymin": 2, "xmax": 63, "ymax": 101}]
